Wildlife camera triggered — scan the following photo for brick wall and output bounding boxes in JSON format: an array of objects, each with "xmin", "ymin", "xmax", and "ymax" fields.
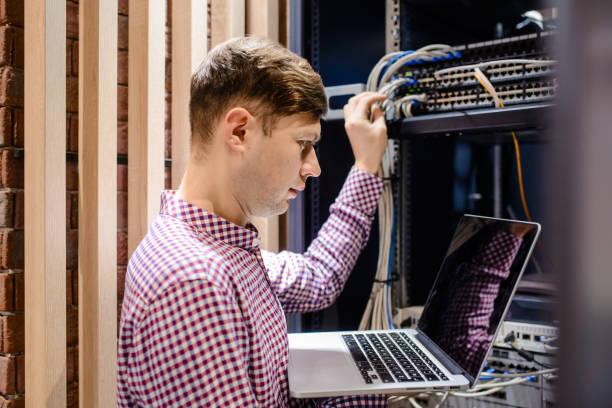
[
  {"xmin": 0, "ymin": 0, "xmax": 174, "ymax": 406},
  {"xmin": 0, "ymin": 0, "xmax": 25, "ymax": 405}
]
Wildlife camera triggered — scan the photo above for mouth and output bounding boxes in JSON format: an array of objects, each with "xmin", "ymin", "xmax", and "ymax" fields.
[{"xmin": 288, "ymin": 188, "xmax": 299, "ymax": 198}]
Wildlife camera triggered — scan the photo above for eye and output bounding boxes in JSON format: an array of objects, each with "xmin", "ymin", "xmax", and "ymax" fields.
[{"xmin": 298, "ymin": 140, "xmax": 312, "ymax": 152}]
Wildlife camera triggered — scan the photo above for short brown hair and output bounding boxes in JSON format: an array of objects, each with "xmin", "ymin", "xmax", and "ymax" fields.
[{"xmin": 189, "ymin": 36, "xmax": 327, "ymax": 146}]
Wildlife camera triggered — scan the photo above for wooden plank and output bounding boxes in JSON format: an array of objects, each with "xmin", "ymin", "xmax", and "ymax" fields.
[
  {"xmin": 278, "ymin": 0, "xmax": 289, "ymax": 251},
  {"xmin": 246, "ymin": 0, "xmax": 282, "ymax": 252},
  {"xmin": 279, "ymin": 0, "xmax": 289, "ymax": 46},
  {"xmin": 171, "ymin": 0, "xmax": 208, "ymax": 189},
  {"xmin": 128, "ymin": 0, "xmax": 166, "ymax": 256},
  {"xmin": 24, "ymin": 1, "xmax": 67, "ymax": 407},
  {"xmin": 246, "ymin": 0, "xmax": 279, "ymax": 41},
  {"xmin": 78, "ymin": 1, "xmax": 117, "ymax": 406},
  {"xmin": 211, "ymin": 0, "xmax": 245, "ymax": 48}
]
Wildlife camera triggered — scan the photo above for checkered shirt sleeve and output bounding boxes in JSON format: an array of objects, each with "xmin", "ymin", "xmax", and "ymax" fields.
[
  {"xmin": 438, "ymin": 230, "xmax": 523, "ymax": 374},
  {"xmin": 263, "ymin": 166, "xmax": 383, "ymax": 313}
]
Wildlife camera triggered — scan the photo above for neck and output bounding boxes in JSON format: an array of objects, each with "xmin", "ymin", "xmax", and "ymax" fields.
[{"xmin": 177, "ymin": 149, "xmax": 248, "ymax": 226}]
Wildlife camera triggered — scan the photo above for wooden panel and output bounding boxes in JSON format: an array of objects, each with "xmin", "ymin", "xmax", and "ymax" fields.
[
  {"xmin": 278, "ymin": 0, "xmax": 289, "ymax": 250},
  {"xmin": 246, "ymin": 0, "xmax": 279, "ymax": 41},
  {"xmin": 171, "ymin": 0, "xmax": 208, "ymax": 189},
  {"xmin": 128, "ymin": 0, "xmax": 166, "ymax": 256},
  {"xmin": 78, "ymin": 1, "xmax": 117, "ymax": 406},
  {"xmin": 279, "ymin": 0, "xmax": 289, "ymax": 46},
  {"xmin": 211, "ymin": 0, "xmax": 245, "ymax": 48},
  {"xmin": 246, "ymin": 0, "xmax": 282, "ymax": 252},
  {"xmin": 24, "ymin": 1, "xmax": 67, "ymax": 407}
]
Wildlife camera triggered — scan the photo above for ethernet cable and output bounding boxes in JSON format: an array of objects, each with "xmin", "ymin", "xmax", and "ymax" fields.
[
  {"xmin": 481, "ymin": 368, "xmax": 558, "ymax": 378},
  {"xmin": 362, "ymin": 44, "xmax": 455, "ymax": 331},
  {"xmin": 366, "ymin": 51, "xmax": 405, "ymax": 92},
  {"xmin": 378, "ymin": 77, "xmax": 414, "ymax": 97},
  {"xmin": 389, "ymin": 94, "xmax": 427, "ymax": 118},
  {"xmin": 363, "ymin": 47, "xmax": 552, "ymax": 332},
  {"xmin": 359, "ymin": 143, "xmax": 395, "ymax": 330},
  {"xmin": 389, "ymin": 368, "xmax": 558, "ymax": 406},
  {"xmin": 472, "ymin": 67, "xmax": 534, "ymax": 222},
  {"xmin": 377, "ymin": 44, "xmax": 457, "ymax": 88}
]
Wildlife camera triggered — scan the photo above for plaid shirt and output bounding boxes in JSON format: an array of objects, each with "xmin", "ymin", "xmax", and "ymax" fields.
[
  {"xmin": 117, "ymin": 167, "xmax": 387, "ymax": 407},
  {"xmin": 438, "ymin": 230, "xmax": 523, "ymax": 375}
]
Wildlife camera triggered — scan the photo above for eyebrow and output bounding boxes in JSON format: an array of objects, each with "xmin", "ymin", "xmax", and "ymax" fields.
[{"xmin": 303, "ymin": 133, "xmax": 321, "ymax": 143}]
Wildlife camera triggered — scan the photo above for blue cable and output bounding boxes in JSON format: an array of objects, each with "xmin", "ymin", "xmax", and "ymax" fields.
[
  {"xmin": 378, "ymin": 50, "xmax": 414, "ymax": 87},
  {"xmin": 386, "ymin": 192, "xmax": 396, "ymax": 329},
  {"xmin": 379, "ymin": 49, "xmax": 462, "ymax": 87}
]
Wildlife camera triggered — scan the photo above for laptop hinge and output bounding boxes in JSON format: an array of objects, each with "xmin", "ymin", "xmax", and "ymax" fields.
[{"xmin": 415, "ymin": 330, "xmax": 475, "ymax": 386}]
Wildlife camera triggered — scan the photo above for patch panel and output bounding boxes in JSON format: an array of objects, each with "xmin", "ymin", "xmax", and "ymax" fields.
[
  {"xmin": 385, "ymin": 31, "xmax": 556, "ymax": 117},
  {"xmin": 418, "ymin": 81, "xmax": 557, "ymax": 113}
]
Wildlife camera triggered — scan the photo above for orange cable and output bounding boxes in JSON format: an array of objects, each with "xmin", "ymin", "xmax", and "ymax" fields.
[{"xmin": 474, "ymin": 72, "xmax": 533, "ymax": 222}]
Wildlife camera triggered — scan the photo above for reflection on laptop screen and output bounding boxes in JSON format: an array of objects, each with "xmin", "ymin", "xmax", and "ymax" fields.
[{"xmin": 417, "ymin": 216, "xmax": 539, "ymax": 381}]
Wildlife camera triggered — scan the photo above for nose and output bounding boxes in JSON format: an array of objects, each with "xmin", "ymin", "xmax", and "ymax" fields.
[{"xmin": 300, "ymin": 147, "xmax": 321, "ymax": 179}]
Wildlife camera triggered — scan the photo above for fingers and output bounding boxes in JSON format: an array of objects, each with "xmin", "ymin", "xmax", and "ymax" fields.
[
  {"xmin": 371, "ymin": 103, "xmax": 383, "ymax": 122},
  {"xmin": 356, "ymin": 93, "xmax": 387, "ymax": 119},
  {"xmin": 345, "ymin": 92, "xmax": 387, "ymax": 119}
]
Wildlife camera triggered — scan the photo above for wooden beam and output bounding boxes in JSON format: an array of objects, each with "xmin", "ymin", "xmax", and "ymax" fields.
[
  {"xmin": 246, "ymin": 0, "xmax": 282, "ymax": 252},
  {"xmin": 128, "ymin": 0, "xmax": 166, "ymax": 256},
  {"xmin": 211, "ymin": 0, "xmax": 245, "ymax": 48},
  {"xmin": 78, "ymin": 1, "xmax": 117, "ymax": 406},
  {"xmin": 279, "ymin": 0, "xmax": 289, "ymax": 47},
  {"xmin": 246, "ymin": 0, "xmax": 279, "ymax": 41},
  {"xmin": 171, "ymin": 0, "xmax": 208, "ymax": 188},
  {"xmin": 24, "ymin": 0, "xmax": 67, "ymax": 407}
]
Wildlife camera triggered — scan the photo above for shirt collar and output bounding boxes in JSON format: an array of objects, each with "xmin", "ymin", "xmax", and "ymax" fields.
[{"xmin": 159, "ymin": 190, "xmax": 261, "ymax": 251}]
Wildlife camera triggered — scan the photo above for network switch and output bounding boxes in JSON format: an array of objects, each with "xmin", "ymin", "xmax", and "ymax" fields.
[{"xmin": 386, "ymin": 31, "xmax": 556, "ymax": 116}]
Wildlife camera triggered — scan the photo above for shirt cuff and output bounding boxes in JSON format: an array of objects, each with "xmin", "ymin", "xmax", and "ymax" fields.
[{"xmin": 334, "ymin": 166, "xmax": 384, "ymax": 216}]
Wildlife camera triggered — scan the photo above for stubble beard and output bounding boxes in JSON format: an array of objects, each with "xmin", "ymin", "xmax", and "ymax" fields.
[{"xmin": 234, "ymin": 169, "xmax": 289, "ymax": 220}]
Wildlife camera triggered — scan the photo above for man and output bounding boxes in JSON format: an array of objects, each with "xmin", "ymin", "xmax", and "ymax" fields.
[{"xmin": 118, "ymin": 36, "xmax": 388, "ymax": 407}]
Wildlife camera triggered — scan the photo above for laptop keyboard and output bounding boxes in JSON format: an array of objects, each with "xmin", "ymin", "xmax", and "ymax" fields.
[{"xmin": 342, "ymin": 332, "xmax": 449, "ymax": 384}]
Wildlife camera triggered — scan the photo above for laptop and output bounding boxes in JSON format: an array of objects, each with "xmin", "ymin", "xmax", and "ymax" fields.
[{"xmin": 288, "ymin": 215, "xmax": 541, "ymax": 398}]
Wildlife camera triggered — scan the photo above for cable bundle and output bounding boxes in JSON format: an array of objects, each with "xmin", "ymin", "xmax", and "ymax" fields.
[
  {"xmin": 358, "ymin": 142, "xmax": 395, "ymax": 330},
  {"xmin": 388, "ymin": 368, "xmax": 558, "ymax": 407},
  {"xmin": 367, "ymin": 44, "xmax": 457, "ymax": 118},
  {"xmin": 360, "ymin": 44, "xmax": 457, "ymax": 330}
]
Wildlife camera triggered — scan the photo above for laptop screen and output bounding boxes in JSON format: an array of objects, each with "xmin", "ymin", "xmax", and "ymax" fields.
[{"xmin": 417, "ymin": 215, "xmax": 540, "ymax": 382}]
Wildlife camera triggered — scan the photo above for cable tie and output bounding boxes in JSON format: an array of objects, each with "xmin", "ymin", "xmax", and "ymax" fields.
[{"xmin": 374, "ymin": 272, "xmax": 399, "ymax": 284}]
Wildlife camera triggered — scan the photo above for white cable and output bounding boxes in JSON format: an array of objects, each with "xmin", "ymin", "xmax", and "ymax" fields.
[
  {"xmin": 408, "ymin": 397, "xmax": 425, "ymax": 408},
  {"xmin": 378, "ymin": 77, "xmax": 413, "ymax": 96},
  {"xmin": 430, "ymin": 392, "xmax": 449, "ymax": 408},
  {"xmin": 362, "ymin": 47, "xmax": 450, "ymax": 329},
  {"xmin": 451, "ymin": 385, "xmax": 506, "ymax": 398},
  {"xmin": 472, "ymin": 377, "xmax": 530, "ymax": 390},
  {"xmin": 367, "ymin": 51, "xmax": 404, "ymax": 91},
  {"xmin": 378, "ymin": 45, "xmax": 455, "ymax": 88},
  {"xmin": 368, "ymin": 45, "xmax": 455, "ymax": 91},
  {"xmin": 479, "ymin": 368, "xmax": 558, "ymax": 378},
  {"xmin": 401, "ymin": 101, "xmax": 413, "ymax": 118},
  {"xmin": 359, "ymin": 144, "xmax": 394, "ymax": 330},
  {"xmin": 389, "ymin": 94, "xmax": 427, "ymax": 118},
  {"xmin": 474, "ymin": 67, "xmax": 502, "ymax": 107}
]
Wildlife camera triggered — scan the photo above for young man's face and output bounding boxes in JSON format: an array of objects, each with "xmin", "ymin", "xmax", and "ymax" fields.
[{"xmin": 235, "ymin": 113, "xmax": 321, "ymax": 219}]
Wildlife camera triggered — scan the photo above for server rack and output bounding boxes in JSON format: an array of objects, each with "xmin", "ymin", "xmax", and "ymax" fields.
[{"xmin": 290, "ymin": 0, "xmax": 555, "ymax": 332}]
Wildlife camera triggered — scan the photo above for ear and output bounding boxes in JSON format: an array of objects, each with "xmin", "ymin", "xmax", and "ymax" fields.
[{"xmin": 224, "ymin": 107, "xmax": 252, "ymax": 153}]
